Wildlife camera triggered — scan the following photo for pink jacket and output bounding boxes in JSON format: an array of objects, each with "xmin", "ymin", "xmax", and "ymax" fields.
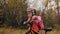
[
  {"xmin": 26, "ymin": 15, "xmax": 44, "ymax": 32},
  {"xmin": 32, "ymin": 15, "xmax": 44, "ymax": 32}
]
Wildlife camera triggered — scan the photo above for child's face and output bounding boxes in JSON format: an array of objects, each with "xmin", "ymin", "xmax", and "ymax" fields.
[{"xmin": 27, "ymin": 13, "xmax": 32, "ymax": 18}]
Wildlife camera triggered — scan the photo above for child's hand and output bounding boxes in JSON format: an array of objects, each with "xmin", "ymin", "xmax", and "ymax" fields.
[{"xmin": 23, "ymin": 21, "xmax": 27, "ymax": 24}]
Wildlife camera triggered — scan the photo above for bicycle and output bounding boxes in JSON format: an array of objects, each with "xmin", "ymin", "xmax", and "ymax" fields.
[
  {"xmin": 25, "ymin": 27, "xmax": 52, "ymax": 34},
  {"xmin": 24, "ymin": 21, "xmax": 52, "ymax": 34}
]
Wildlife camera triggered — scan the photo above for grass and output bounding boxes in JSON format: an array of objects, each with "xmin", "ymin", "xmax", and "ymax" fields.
[
  {"xmin": 0, "ymin": 27, "xmax": 60, "ymax": 34},
  {"xmin": 0, "ymin": 27, "xmax": 26, "ymax": 34}
]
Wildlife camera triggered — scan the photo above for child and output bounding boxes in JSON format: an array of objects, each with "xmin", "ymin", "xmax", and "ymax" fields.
[{"xmin": 24, "ymin": 8, "xmax": 44, "ymax": 34}]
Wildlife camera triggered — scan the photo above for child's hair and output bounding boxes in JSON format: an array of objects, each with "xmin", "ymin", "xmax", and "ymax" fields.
[{"xmin": 33, "ymin": 9, "xmax": 36, "ymax": 15}]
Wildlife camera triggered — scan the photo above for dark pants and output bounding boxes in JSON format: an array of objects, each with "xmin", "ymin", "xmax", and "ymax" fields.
[{"xmin": 31, "ymin": 30, "xmax": 39, "ymax": 34}]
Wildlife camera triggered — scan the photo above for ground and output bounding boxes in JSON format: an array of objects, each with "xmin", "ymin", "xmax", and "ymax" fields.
[{"xmin": 0, "ymin": 27, "xmax": 60, "ymax": 34}]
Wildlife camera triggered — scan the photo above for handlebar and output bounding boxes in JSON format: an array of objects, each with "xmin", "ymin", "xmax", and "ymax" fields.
[{"xmin": 44, "ymin": 27, "xmax": 52, "ymax": 32}]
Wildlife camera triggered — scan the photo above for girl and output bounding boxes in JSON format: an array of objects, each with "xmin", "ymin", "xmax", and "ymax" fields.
[{"xmin": 24, "ymin": 8, "xmax": 44, "ymax": 34}]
